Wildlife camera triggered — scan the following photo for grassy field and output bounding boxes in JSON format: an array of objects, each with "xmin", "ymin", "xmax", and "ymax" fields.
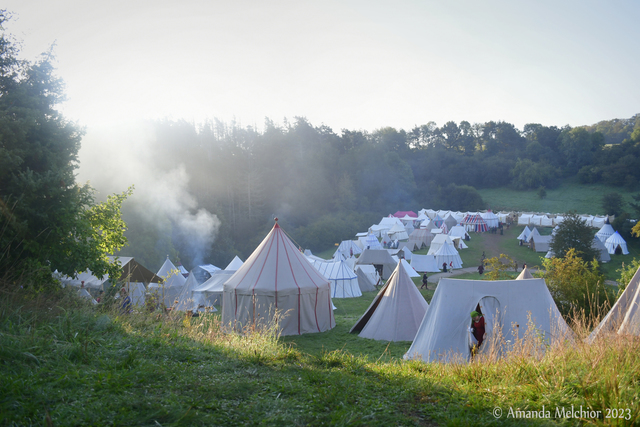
[
  {"xmin": 476, "ymin": 178, "xmax": 638, "ymax": 216},
  {"xmin": 2, "ymin": 286, "xmax": 639, "ymax": 426}
]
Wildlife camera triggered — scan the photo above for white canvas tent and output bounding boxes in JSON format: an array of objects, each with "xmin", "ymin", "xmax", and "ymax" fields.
[
  {"xmin": 410, "ymin": 254, "xmax": 440, "ymax": 273},
  {"xmin": 407, "ymin": 228, "xmax": 433, "ymax": 250},
  {"xmin": 225, "ymin": 256, "xmax": 244, "ymax": 271},
  {"xmin": 595, "ymin": 223, "xmax": 615, "ymax": 243},
  {"xmin": 531, "ymin": 234, "xmax": 552, "ymax": 253},
  {"xmin": 448, "ymin": 225, "xmax": 469, "ymax": 241},
  {"xmin": 356, "ymin": 265, "xmax": 381, "ymax": 289},
  {"xmin": 427, "ymin": 234, "xmax": 456, "ymax": 255},
  {"xmin": 588, "ymin": 266, "xmax": 640, "ymax": 342},
  {"xmin": 400, "ymin": 258, "xmax": 420, "ymax": 278},
  {"xmin": 388, "ymin": 222, "xmax": 409, "ymax": 241},
  {"xmin": 516, "ymin": 226, "xmax": 531, "ymax": 242},
  {"xmin": 333, "ymin": 240, "xmax": 363, "ymax": 259},
  {"xmin": 525, "ymin": 227, "xmax": 540, "ymax": 243},
  {"xmin": 516, "ymin": 266, "xmax": 534, "ymax": 280},
  {"xmin": 481, "ymin": 211, "xmax": 499, "ymax": 228},
  {"xmin": 222, "ymin": 220, "xmax": 335, "ymax": 336},
  {"xmin": 404, "ymin": 278, "xmax": 570, "ymax": 363},
  {"xmin": 149, "ymin": 256, "xmax": 187, "ymax": 308},
  {"xmin": 355, "ymin": 249, "xmax": 397, "ymax": 280},
  {"xmin": 356, "ymin": 267, "xmax": 377, "ymax": 292},
  {"xmin": 174, "ymin": 273, "xmax": 204, "ymax": 312},
  {"xmin": 350, "ymin": 261, "xmax": 428, "ymax": 341},
  {"xmin": 433, "ymin": 241, "xmax": 463, "ymax": 270},
  {"xmin": 192, "ymin": 270, "xmax": 235, "ymax": 307},
  {"xmin": 592, "ymin": 237, "xmax": 611, "ymax": 263},
  {"xmin": 605, "ymin": 231, "xmax": 629, "ymax": 255},
  {"xmin": 518, "ymin": 214, "xmax": 533, "ymax": 225},
  {"xmin": 310, "ymin": 259, "xmax": 361, "ymax": 298}
]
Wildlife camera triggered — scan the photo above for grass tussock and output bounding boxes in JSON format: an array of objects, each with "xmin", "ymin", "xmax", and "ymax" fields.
[{"xmin": 1, "ymin": 283, "xmax": 640, "ymax": 426}]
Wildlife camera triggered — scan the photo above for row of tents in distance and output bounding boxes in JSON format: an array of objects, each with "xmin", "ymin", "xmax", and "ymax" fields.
[{"xmin": 59, "ymin": 208, "xmax": 636, "ymax": 364}]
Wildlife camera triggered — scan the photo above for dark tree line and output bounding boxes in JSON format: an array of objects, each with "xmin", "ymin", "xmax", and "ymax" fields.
[{"xmin": 118, "ymin": 114, "xmax": 640, "ymax": 270}]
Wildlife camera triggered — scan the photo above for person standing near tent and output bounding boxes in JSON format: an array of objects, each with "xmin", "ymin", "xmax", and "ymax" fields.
[
  {"xmin": 120, "ymin": 287, "xmax": 132, "ymax": 314},
  {"xmin": 421, "ymin": 273, "xmax": 428, "ymax": 289},
  {"xmin": 470, "ymin": 311, "xmax": 486, "ymax": 356},
  {"xmin": 442, "ymin": 262, "xmax": 447, "ymax": 273},
  {"xmin": 477, "ymin": 264, "xmax": 484, "ymax": 275}
]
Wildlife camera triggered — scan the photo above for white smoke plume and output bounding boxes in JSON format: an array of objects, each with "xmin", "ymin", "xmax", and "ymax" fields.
[{"xmin": 77, "ymin": 121, "xmax": 220, "ymax": 267}]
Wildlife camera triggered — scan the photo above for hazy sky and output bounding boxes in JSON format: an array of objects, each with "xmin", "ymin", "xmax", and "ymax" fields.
[{"xmin": 5, "ymin": 0, "xmax": 640, "ymax": 133}]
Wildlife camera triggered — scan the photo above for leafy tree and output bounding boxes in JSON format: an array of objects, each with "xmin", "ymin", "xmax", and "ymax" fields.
[
  {"xmin": 601, "ymin": 192, "xmax": 625, "ymax": 217},
  {"xmin": 549, "ymin": 212, "xmax": 598, "ymax": 262},
  {"xmin": 541, "ymin": 249, "xmax": 610, "ymax": 321},
  {"xmin": 537, "ymin": 186, "xmax": 547, "ymax": 199},
  {"xmin": 0, "ymin": 13, "xmax": 129, "ymax": 285},
  {"xmin": 484, "ymin": 254, "xmax": 515, "ymax": 280}
]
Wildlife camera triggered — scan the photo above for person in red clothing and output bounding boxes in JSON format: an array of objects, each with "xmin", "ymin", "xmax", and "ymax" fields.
[{"xmin": 470, "ymin": 311, "xmax": 486, "ymax": 356}]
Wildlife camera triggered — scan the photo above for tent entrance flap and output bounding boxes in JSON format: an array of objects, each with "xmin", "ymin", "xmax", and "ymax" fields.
[{"xmin": 476, "ymin": 296, "xmax": 503, "ymax": 357}]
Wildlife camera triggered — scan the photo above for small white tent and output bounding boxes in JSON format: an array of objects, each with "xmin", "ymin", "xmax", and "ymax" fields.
[
  {"xmin": 174, "ymin": 273, "xmax": 203, "ymax": 312},
  {"xmin": 333, "ymin": 240, "xmax": 363, "ymax": 259},
  {"xmin": 388, "ymin": 222, "xmax": 409, "ymax": 241},
  {"xmin": 605, "ymin": 231, "xmax": 629, "ymax": 255},
  {"xmin": 481, "ymin": 211, "xmax": 499, "ymax": 228},
  {"xmin": 149, "ymin": 256, "xmax": 187, "ymax": 308},
  {"xmin": 356, "ymin": 265, "xmax": 381, "ymax": 289},
  {"xmin": 404, "ymin": 278, "xmax": 570, "ymax": 363},
  {"xmin": 427, "ymin": 234, "xmax": 456, "ymax": 255},
  {"xmin": 192, "ymin": 270, "xmax": 235, "ymax": 307},
  {"xmin": 400, "ymin": 258, "xmax": 420, "ymax": 278},
  {"xmin": 516, "ymin": 266, "xmax": 534, "ymax": 280},
  {"xmin": 516, "ymin": 226, "xmax": 531, "ymax": 242},
  {"xmin": 595, "ymin": 223, "xmax": 615, "ymax": 243},
  {"xmin": 350, "ymin": 261, "xmax": 428, "ymax": 342},
  {"xmin": 410, "ymin": 254, "xmax": 440, "ymax": 273},
  {"xmin": 356, "ymin": 267, "xmax": 377, "ymax": 292},
  {"xmin": 448, "ymin": 225, "xmax": 469, "ymax": 241},
  {"xmin": 433, "ymin": 241, "xmax": 463, "ymax": 270},
  {"xmin": 310, "ymin": 259, "xmax": 361, "ymax": 298},
  {"xmin": 225, "ymin": 256, "xmax": 244, "ymax": 271}
]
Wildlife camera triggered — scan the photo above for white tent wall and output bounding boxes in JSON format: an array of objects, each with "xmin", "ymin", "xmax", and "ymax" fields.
[
  {"xmin": 193, "ymin": 270, "xmax": 235, "ymax": 307},
  {"xmin": 605, "ymin": 232, "xmax": 629, "ymax": 255},
  {"xmin": 401, "ymin": 259, "xmax": 420, "ymax": 278},
  {"xmin": 433, "ymin": 241, "xmax": 463, "ymax": 269},
  {"xmin": 518, "ymin": 214, "xmax": 532, "ymax": 225},
  {"xmin": 404, "ymin": 278, "xmax": 570, "ymax": 363},
  {"xmin": 310, "ymin": 259, "xmax": 361, "ymax": 298},
  {"xmin": 356, "ymin": 267, "xmax": 377, "ymax": 292},
  {"xmin": 356, "ymin": 265, "xmax": 381, "ymax": 288},
  {"xmin": 174, "ymin": 274, "xmax": 202, "ymax": 312},
  {"xmin": 410, "ymin": 254, "xmax": 440, "ymax": 273}
]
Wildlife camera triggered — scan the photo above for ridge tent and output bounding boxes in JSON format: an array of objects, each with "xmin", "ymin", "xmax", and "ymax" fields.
[
  {"xmin": 518, "ymin": 214, "xmax": 533, "ymax": 225},
  {"xmin": 192, "ymin": 270, "xmax": 235, "ymax": 307},
  {"xmin": 225, "ymin": 256, "xmax": 244, "ymax": 271},
  {"xmin": 356, "ymin": 265, "xmax": 381, "ymax": 289},
  {"xmin": 531, "ymin": 234, "xmax": 552, "ymax": 253},
  {"xmin": 605, "ymin": 231, "xmax": 629, "ymax": 255},
  {"xmin": 443, "ymin": 214, "xmax": 458, "ymax": 231},
  {"xmin": 355, "ymin": 249, "xmax": 397, "ymax": 280},
  {"xmin": 222, "ymin": 220, "xmax": 334, "ymax": 336},
  {"xmin": 397, "ymin": 245, "xmax": 414, "ymax": 260},
  {"xmin": 526, "ymin": 227, "xmax": 541, "ymax": 243},
  {"xmin": 588, "ymin": 266, "xmax": 640, "ymax": 342},
  {"xmin": 309, "ymin": 259, "xmax": 361, "ymax": 298},
  {"xmin": 410, "ymin": 254, "xmax": 440, "ymax": 273},
  {"xmin": 404, "ymin": 278, "xmax": 571, "ymax": 363},
  {"xmin": 388, "ymin": 222, "xmax": 409, "ymax": 241},
  {"xmin": 595, "ymin": 223, "xmax": 615, "ymax": 243},
  {"xmin": 516, "ymin": 226, "xmax": 531, "ymax": 242},
  {"xmin": 149, "ymin": 256, "xmax": 187, "ymax": 308},
  {"xmin": 350, "ymin": 261, "xmax": 428, "ymax": 342},
  {"xmin": 433, "ymin": 241, "xmax": 463, "ymax": 269},
  {"xmin": 591, "ymin": 216, "xmax": 606, "ymax": 228},
  {"xmin": 356, "ymin": 267, "xmax": 377, "ymax": 292}
]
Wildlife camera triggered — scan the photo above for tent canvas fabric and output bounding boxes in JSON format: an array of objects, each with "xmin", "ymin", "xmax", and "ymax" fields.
[
  {"xmin": 309, "ymin": 259, "xmax": 362, "ymax": 298},
  {"xmin": 605, "ymin": 231, "xmax": 629, "ymax": 255},
  {"xmin": 432, "ymin": 214, "xmax": 444, "ymax": 228},
  {"xmin": 427, "ymin": 234, "xmax": 455, "ymax": 255},
  {"xmin": 444, "ymin": 214, "xmax": 458, "ymax": 231},
  {"xmin": 356, "ymin": 265, "xmax": 381, "ymax": 289},
  {"xmin": 222, "ymin": 221, "xmax": 335, "ymax": 336},
  {"xmin": 174, "ymin": 273, "xmax": 203, "ymax": 312},
  {"xmin": 461, "ymin": 213, "xmax": 488, "ymax": 233},
  {"xmin": 355, "ymin": 249, "xmax": 397, "ymax": 279},
  {"xmin": 193, "ymin": 270, "xmax": 235, "ymax": 307},
  {"xmin": 77, "ymin": 288, "xmax": 97, "ymax": 304},
  {"xmin": 410, "ymin": 254, "xmax": 440, "ymax": 273},
  {"xmin": 122, "ymin": 282, "xmax": 146, "ymax": 307},
  {"xmin": 516, "ymin": 267, "xmax": 534, "ymax": 280},
  {"xmin": 407, "ymin": 228, "xmax": 433, "ymax": 250},
  {"xmin": 59, "ymin": 256, "xmax": 161, "ymax": 290},
  {"xmin": 350, "ymin": 261, "xmax": 428, "ymax": 342},
  {"xmin": 588, "ymin": 266, "xmax": 640, "ymax": 342},
  {"xmin": 518, "ymin": 214, "xmax": 533, "ymax": 225},
  {"xmin": 388, "ymin": 222, "xmax": 409, "ymax": 241},
  {"xmin": 592, "ymin": 237, "xmax": 611, "ymax": 263},
  {"xmin": 333, "ymin": 240, "xmax": 363, "ymax": 259},
  {"xmin": 364, "ymin": 233, "xmax": 384, "ymax": 250},
  {"xmin": 516, "ymin": 226, "xmax": 531, "ymax": 242},
  {"xmin": 448, "ymin": 225, "xmax": 469, "ymax": 240},
  {"xmin": 225, "ymin": 256, "xmax": 244, "ymax": 271},
  {"xmin": 149, "ymin": 257, "xmax": 187, "ymax": 308},
  {"xmin": 433, "ymin": 241, "xmax": 463, "ymax": 269},
  {"xmin": 531, "ymin": 234, "xmax": 552, "ymax": 253},
  {"xmin": 393, "ymin": 211, "xmax": 417, "ymax": 218},
  {"xmin": 481, "ymin": 211, "xmax": 499, "ymax": 228},
  {"xmin": 404, "ymin": 278, "xmax": 570, "ymax": 363},
  {"xmin": 525, "ymin": 227, "xmax": 540, "ymax": 243},
  {"xmin": 356, "ymin": 267, "xmax": 377, "ymax": 292},
  {"xmin": 596, "ymin": 223, "xmax": 615, "ymax": 243},
  {"xmin": 400, "ymin": 258, "xmax": 420, "ymax": 278}
]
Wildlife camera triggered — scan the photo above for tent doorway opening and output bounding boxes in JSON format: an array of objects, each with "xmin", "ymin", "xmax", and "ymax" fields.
[{"xmin": 470, "ymin": 296, "xmax": 501, "ymax": 357}]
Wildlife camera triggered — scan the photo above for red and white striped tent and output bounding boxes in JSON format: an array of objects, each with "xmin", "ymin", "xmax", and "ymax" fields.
[
  {"xmin": 222, "ymin": 219, "xmax": 335, "ymax": 336},
  {"xmin": 460, "ymin": 213, "xmax": 489, "ymax": 233}
]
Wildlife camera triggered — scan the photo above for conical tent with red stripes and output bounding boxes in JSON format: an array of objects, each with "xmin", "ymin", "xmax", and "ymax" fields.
[
  {"xmin": 222, "ymin": 219, "xmax": 335, "ymax": 336},
  {"xmin": 460, "ymin": 213, "xmax": 489, "ymax": 233}
]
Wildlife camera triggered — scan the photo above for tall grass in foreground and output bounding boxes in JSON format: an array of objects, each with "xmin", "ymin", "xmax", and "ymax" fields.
[{"xmin": 1, "ymin": 284, "xmax": 639, "ymax": 426}]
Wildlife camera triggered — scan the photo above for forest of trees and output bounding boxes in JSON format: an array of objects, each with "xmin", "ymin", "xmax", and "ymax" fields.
[{"xmin": 116, "ymin": 115, "xmax": 640, "ymax": 270}]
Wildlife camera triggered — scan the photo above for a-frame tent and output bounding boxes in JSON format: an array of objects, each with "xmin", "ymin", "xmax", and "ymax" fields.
[
  {"xmin": 149, "ymin": 256, "xmax": 187, "ymax": 308},
  {"xmin": 222, "ymin": 220, "xmax": 334, "ymax": 336},
  {"xmin": 407, "ymin": 228, "xmax": 433, "ymax": 250},
  {"xmin": 192, "ymin": 270, "xmax": 235, "ymax": 307},
  {"xmin": 404, "ymin": 277, "xmax": 570, "ymax": 363},
  {"xmin": 588, "ymin": 266, "xmax": 640, "ymax": 342},
  {"xmin": 225, "ymin": 256, "xmax": 244, "ymax": 271},
  {"xmin": 410, "ymin": 254, "xmax": 440, "ymax": 273},
  {"xmin": 356, "ymin": 267, "xmax": 377, "ymax": 292},
  {"xmin": 174, "ymin": 273, "xmax": 205, "ymax": 312},
  {"xmin": 516, "ymin": 226, "xmax": 531, "ymax": 242},
  {"xmin": 350, "ymin": 261, "xmax": 428, "ymax": 341},
  {"xmin": 595, "ymin": 222, "xmax": 615, "ymax": 243},
  {"xmin": 355, "ymin": 249, "xmax": 397, "ymax": 280}
]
